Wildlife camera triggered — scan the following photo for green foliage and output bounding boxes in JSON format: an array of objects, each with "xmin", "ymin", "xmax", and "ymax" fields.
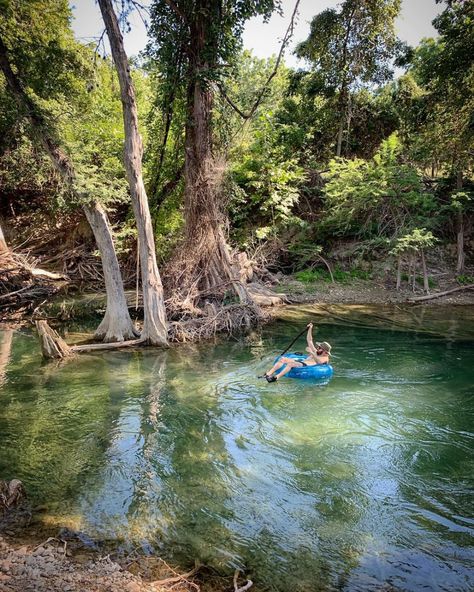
[
  {"xmin": 295, "ymin": 266, "xmax": 371, "ymax": 284},
  {"xmin": 0, "ymin": 2, "xmax": 149, "ymax": 215},
  {"xmin": 224, "ymin": 53, "xmax": 306, "ymax": 238},
  {"xmin": 0, "ymin": 0, "xmax": 91, "ymax": 104},
  {"xmin": 390, "ymin": 228, "xmax": 438, "ymax": 256},
  {"xmin": 321, "ymin": 134, "xmax": 435, "ymax": 240},
  {"xmin": 296, "ymin": 0, "xmax": 402, "ymax": 89},
  {"xmin": 456, "ymin": 275, "xmax": 474, "ymax": 286}
]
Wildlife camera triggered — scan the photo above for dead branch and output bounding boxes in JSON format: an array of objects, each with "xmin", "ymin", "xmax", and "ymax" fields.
[
  {"xmin": 150, "ymin": 561, "xmax": 200, "ymax": 590},
  {"xmin": 408, "ymin": 284, "xmax": 474, "ymax": 303},
  {"xmin": 218, "ymin": 0, "xmax": 301, "ymax": 121},
  {"xmin": 234, "ymin": 569, "xmax": 253, "ymax": 592}
]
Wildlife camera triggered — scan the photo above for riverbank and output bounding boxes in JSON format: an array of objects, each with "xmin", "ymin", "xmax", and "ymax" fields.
[
  {"xmin": 274, "ymin": 274, "xmax": 474, "ymax": 306},
  {"xmin": 0, "ymin": 531, "xmax": 236, "ymax": 592}
]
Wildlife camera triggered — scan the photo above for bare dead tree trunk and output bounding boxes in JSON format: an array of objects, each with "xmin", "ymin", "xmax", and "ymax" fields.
[
  {"xmin": 456, "ymin": 170, "xmax": 465, "ymax": 274},
  {"xmin": 0, "ymin": 34, "xmax": 135, "ymax": 342},
  {"xmin": 84, "ymin": 203, "xmax": 138, "ymax": 341},
  {"xmin": 420, "ymin": 248, "xmax": 429, "ymax": 294},
  {"xmin": 396, "ymin": 255, "xmax": 402, "ymax": 291},
  {"xmin": 411, "ymin": 254, "xmax": 416, "ymax": 292},
  {"xmin": 98, "ymin": 0, "xmax": 168, "ymax": 346}
]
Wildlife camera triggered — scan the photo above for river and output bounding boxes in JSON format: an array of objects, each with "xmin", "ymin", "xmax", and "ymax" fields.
[{"xmin": 0, "ymin": 305, "xmax": 473, "ymax": 591}]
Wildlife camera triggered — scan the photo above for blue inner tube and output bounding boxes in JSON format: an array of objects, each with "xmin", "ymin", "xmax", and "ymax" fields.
[{"xmin": 275, "ymin": 353, "xmax": 334, "ymax": 380}]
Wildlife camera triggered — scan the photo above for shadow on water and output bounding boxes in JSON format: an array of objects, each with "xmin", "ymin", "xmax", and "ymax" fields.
[{"xmin": 0, "ymin": 305, "xmax": 473, "ymax": 591}]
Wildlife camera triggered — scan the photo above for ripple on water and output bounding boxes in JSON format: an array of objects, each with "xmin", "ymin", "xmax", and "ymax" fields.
[{"xmin": 0, "ymin": 320, "xmax": 473, "ymax": 592}]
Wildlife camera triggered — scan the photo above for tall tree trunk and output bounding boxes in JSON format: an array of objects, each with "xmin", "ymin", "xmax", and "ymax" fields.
[
  {"xmin": 335, "ymin": 83, "xmax": 348, "ymax": 157},
  {"xmin": 84, "ymin": 203, "xmax": 138, "ymax": 341},
  {"xmin": 456, "ymin": 170, "xmax": 465, "ymax": 274},
  {"xmin": 98, "ymin": 0, "xmax": 168, "ymax": 345},
  {"xmin": 420, "ymin": 248, "xmax": 429, "ymax": 294},
  {"xmin": 167, "ymin": 1, "xmax": 251, "ymax": 308},
  {"xmin": 0, "ymin": 34, "xmax": 135, "ymax": 342}
]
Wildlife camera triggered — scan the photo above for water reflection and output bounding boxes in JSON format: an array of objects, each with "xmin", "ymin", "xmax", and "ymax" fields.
[{"xmin": 0, "ymin": 309, "xmax": 473, "ymax": 592}]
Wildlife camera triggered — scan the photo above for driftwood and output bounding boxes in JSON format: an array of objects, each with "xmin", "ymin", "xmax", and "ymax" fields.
[
  {"xmin": 71, "ymin": 338, "xmax": 144, "ymax": 353},
  {"xmin": 408, "ymin": 283, "xmax": 474, "ymax": 303}
]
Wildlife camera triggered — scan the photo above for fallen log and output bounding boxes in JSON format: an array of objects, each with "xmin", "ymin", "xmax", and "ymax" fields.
[
  {"xmin": 71, "ymin": 338, "xmax": 144, "ymax": 353},
  {"xmin": 408, "ymin": 283, "xmax": 474, "ymax": 303}
]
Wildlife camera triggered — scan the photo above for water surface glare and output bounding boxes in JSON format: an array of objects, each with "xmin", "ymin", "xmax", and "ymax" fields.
[{"xmin": 0, "ymin": 314, "xmax": 473, "ymax": 591}]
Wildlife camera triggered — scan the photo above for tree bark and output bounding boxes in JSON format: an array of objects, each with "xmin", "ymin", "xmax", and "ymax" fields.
[
  {"xmin": 171, "ymin": 0, "xmax": 252, "ymax": 307},
  {"xmin": 98, "ymin": 0, "xmax": 168, "ymax": 345},
  {"xmin": 0, "ymin": 34, "xmax": 135, "ymax": 342},
  {"xmin": 336, "ymin": 116, "xmax": 344, "ymax": 158},
  {"xmin": 83, "ymin": 203, "xmax": 138, "ymax": 341},
  {"xmin": 455, "ymin": 170, "xmax": 464, "ymax": 274}
]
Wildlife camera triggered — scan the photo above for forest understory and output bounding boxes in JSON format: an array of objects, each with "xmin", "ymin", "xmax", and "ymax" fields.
[{"xmin": 1, "ymin": 207, "xmax": 473, "ymax": 332}]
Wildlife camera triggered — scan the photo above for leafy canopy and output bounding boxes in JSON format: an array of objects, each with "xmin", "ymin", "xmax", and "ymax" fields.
[{"xmin": 296, "ymin": 0, "xmax": 402, "ymax": 93}]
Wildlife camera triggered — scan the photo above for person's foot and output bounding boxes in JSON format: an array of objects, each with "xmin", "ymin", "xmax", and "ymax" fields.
[{"xmin": 265, "ymin": 375, "xmax": 278, "ymax": 383}]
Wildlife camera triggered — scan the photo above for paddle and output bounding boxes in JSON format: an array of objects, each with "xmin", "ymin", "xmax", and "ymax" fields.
[
  {"xmin": 279, "ymin": 324, "xmax": 311, "ymax": 357},
  {"xmin": 258, "ymin": 323, "xmax": 312, "ymax": 378}
]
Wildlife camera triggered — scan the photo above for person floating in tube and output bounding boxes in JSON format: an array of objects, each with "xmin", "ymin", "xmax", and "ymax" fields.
[{"xmin": 263, "ymin": 323, "xmax": 332, "ymax": 382}]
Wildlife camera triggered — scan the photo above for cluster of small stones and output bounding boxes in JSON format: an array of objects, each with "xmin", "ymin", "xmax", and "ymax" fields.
[{"xmin": 0, "ymin": 535, "xmax": 143, "ymax": 592}]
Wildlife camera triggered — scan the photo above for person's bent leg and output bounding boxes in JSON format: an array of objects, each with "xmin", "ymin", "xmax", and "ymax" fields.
[
  {"xmin": 265, "ymin": 357, "xmax": 288, "ymax": 378},
  {"xmin": 275, "ymin": 360, "xmax": 302, "ymax": 380}
]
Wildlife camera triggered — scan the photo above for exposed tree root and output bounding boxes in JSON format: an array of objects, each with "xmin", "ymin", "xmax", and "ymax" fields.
[
  {"xmin": 35, "ymin": 301, "xmax": 265, "ymax": 359},
  {"xmin": 168, "ymin": 302, "xmax": 264, "ymax": 342},
  {"xmin": 0, "ymin": 252, "xmax": 65, "ymax": 321}
]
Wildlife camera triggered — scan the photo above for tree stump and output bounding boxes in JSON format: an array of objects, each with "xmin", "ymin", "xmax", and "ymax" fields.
[{"xmin": 35, "ymin": 320, "xmax": 73, "ymax": 359}]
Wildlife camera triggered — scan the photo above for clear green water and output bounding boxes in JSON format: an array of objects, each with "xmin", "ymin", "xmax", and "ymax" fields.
[{"xmin": 0, "ymin": 309, "xmax": 473, "ymax": 591}]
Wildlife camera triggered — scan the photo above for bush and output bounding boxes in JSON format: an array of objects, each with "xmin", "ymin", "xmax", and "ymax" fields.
[
  {"xmin": 457, "ymin": 275, "xmax": 474, "ymax": 285},
  {"xmin": 294, "ymin": 266, "xmax": 372, "ymax": 284}
]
